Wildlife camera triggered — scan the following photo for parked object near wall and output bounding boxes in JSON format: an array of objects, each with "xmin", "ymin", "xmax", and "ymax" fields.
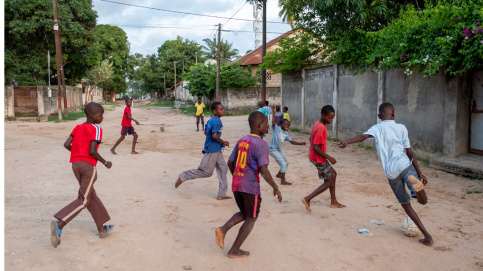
[{"xmin": 282, "ymin": 64, "xmax": 479, "ymax": 159}]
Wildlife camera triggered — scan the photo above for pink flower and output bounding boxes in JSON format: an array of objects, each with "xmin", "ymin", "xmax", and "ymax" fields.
[
  {"xmin": 455, "ymin": 17, "xmax": 462, "ymax": 21},
  {"xmin": 477, "ymin": 22, "xmax": 481, "ymax": 26}
]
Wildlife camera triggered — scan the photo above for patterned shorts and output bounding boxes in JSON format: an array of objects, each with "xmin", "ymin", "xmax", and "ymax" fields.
[{"xmin": 310, "ymin": 160, "xmax": 333, "ymax": 179}]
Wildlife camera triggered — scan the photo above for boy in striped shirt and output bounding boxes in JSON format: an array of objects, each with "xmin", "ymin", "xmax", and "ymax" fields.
[
  {"xmin": 50, "ymin": 102, "xmax": 114, "ymax": 248},
  {"xmin": 215, "ymin": 111, "xmax": 282, "ymax": 258}
]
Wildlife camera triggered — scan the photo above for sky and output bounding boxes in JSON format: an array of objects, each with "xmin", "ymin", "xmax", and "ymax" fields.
[{"xmin": 92, "ymin": 0, "xmax": 293, "ymax": 58}]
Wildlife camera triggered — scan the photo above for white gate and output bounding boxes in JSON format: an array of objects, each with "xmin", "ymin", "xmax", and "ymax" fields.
[{"xmin": 470, "ymin": 70, "xmax": 483, "ymax": 155}]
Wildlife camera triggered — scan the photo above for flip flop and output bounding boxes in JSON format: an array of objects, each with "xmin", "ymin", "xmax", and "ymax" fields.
[
  {"xmin": 50, "ymin": 220, "xmax": 62, "ymax": 248},
  {"xmin": 99, "ymin": 225, "xmax": 114, "ymax": 238}
]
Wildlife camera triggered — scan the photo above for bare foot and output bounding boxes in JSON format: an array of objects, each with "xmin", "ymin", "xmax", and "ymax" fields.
[
  {"xmin": 175, "ymin": 178, "xmax": 183, "ymax": 188},
  {"xmin": 330, "ymin": 202, "xmax": 346, "ymax": 208},
  {"xmin": 419, "ymin": 237, "xmax": 434, "ymax": 246},
  {"xmin": 217, "ymin": 196, "xmax": 232, "ymax": 200},
  {"xmin": 131, "ymin": 151, "xmax": 139, "ymax": 154},
  {"xmin": 302, "ymin": 198, "xmax": 311, "ymax": 212},
  {"xmin": 281, "ymin": 180, "xmax": 292, "ymax": 185},
  {"xmin": 98, "ymin": 226, "xmax": 107, "ymax": 236},
  {"xmin": 228, "ymin": 249, "xmax": 249, "ymax": 258},
  {"xmin": 275, "ymin": 172, "xmax": 282, "ymax": 178},
  {"xmin": 408, "ymin": 175, "xmax": 424, "ymax": 192},
  {"xmin": 110, "ymin": 149, "xmax": 117, "ymax": 154},
  {"xmin": 215, "ymin": 228, "xmax": 225, "ymax": 250}
]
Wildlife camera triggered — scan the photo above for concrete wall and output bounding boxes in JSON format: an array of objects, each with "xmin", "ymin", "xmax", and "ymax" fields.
[
  {"xmin": 204, "ymin": 87, "xmax": 281, "ymax": 113},
  {"xmin": 282, "ymin": 64, "xmax": 476, "ymax": 158}
]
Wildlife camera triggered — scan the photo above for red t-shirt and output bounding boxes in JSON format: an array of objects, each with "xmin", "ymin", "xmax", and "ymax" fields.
[
  {"xmin": 121, "ymin": 106, "xmax": 132, "ymax": 127},
  {"xmin": 308, "ymin": 121, "xmax": 327, "ymax": 163},
  {"xmin": 70, "ymin": 123, "xmax": 102, "ymax": 166}
]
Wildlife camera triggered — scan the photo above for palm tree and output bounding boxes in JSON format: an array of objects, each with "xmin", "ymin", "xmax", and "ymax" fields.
[
  {"xmin": 278, "ymin": 0, "xmax": 295, "ymax": 26},
  {"xmin": 201, "ymin": 36, "xmax": 218, "ymax": 60},
  {"xmin": 201, "ymin": 36, "xmax": 241, "ymax": 62}
]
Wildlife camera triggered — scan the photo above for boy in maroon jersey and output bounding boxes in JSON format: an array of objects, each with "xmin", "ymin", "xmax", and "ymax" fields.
[
  {"xmin": 51, "ymin": 102, "xmax": 114, "ymax": 248},
  {"xmin": 215, "ymin": 111, "xmax": 282, "ymax": 258},
  {"xmin": 111, "ymin": 98, "xmax": 140, "ymax": 154}
]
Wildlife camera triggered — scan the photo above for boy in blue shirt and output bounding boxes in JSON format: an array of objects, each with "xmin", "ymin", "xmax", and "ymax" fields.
[
  {"xmin": 338, "ymin": 103, "xmax": 433, "ymax": 246},
  {"xmin": 175, "ymin": 102, "xmax": 232, "ymax": 200},
  {"xmin": 269, "ymin": 105, "xmax": 306, "ymax": 185}
]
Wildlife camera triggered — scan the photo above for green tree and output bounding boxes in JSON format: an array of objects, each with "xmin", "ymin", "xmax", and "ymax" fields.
[
  {"xmin": 278, "ymin": 0, "xmax": 295, "ymax": 26},
  {"xmin": 201, "ymin": 36, "xmax": 241, "ymax": 61},
  {"xmin": 85, "ymin": 58, "xmax": 114, "ymax": 105},
  {"xmin": 4, "ymin": 0, "xmax": 98, "ymax": 85}
]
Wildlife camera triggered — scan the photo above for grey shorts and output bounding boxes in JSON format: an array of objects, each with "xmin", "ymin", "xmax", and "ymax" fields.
[{"xmin": 388, "ymin": 165, "xmax": 419, "ymax": 204}]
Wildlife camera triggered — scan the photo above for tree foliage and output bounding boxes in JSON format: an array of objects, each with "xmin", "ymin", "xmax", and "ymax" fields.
[
  {"xmin": 185, "ymin": 63, "xmax": 259, "ymax": 97},
  {"xmin": 201, "ymin": 36, "xmax": 241, "ymax": 61},
  {"xmin": 4, "ymin": 0, "xmax": 98, "ymax": 85}
]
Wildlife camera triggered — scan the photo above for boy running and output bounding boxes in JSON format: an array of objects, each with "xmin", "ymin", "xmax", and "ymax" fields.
[
  {"xmin": 175, "ymin": 102, "xmax": 231, "ymax": 200},
  {"xmin": 269, "ymin": 105, "xmax": 306, "ymax": 185},
  {"xmin": 195, "ymin": 97, "xmax": 205, "ymax": 132},
  {"xmin": 111, "ymin": 98, "xmax": 140, "ymax": 154},
  {"xmin": 51, "ymin": 102, "xmax": 114, "ymax": 248},
  {"xmin": 302, "ymin": 105, "xmax": 346, "ymax": 211},
  {"xmin": 215, "ymin": 111, "xmax": 282, "ymax": 258},
  {"xmin": 337, "ymin": 102, "xmax": 433, "ymax": 246}
]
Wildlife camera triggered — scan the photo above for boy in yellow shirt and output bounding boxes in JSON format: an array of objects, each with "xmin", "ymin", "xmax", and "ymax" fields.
[
  {"xmin": 283, "ymin": 106, "xmax": 290, "ymax": 121},
  {"xmin": 195, "ymin": 97, "xmax": 205, "ymax": 132}
]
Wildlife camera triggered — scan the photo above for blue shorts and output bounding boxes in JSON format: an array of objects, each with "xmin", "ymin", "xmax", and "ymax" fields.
[
  {"xmin": 388, "ymin": 165, "xmax": 419, "ymax": 204},
  {"xmin": 121, "ymin": 126, "xmax": 135, "ymax": 135}
]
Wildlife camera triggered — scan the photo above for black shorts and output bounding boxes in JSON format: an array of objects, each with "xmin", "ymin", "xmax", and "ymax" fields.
[
  {"xmin": 121, "ymin": 126, "xmax": 135, "ymax": 135},
  {"xmin": 233, "ymin": 191, "xmax": 261, "ymax": 218},
  {"xmin": 196, "ymin": 115, "xmax": 204, "ymax": 124}
]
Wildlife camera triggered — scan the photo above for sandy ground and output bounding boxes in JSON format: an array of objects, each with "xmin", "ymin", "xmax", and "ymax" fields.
[{"xmin": 4, "ymin": 101, "xmax": 483, "ymax": 270}]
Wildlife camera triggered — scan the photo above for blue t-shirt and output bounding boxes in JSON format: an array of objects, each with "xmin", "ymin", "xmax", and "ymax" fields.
[
  {"xmin": 203, "ymin": 117, "xmax": 224, "ymax": 153},
  {"xmin": 258, "ymin": 107, "xmax": 268, "ymax": 116},
  {"xmin": 269, "ymin": 125, "xmax": 292, "ymax": 151}
]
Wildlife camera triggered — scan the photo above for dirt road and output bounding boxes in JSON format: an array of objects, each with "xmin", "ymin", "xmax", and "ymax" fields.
[{"xmin": 4, "ymin": 102, "xmax": 483, "ymax": 270}]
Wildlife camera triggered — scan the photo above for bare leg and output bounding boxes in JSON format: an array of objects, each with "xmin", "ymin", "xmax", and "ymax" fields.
[
  {"xmin": 216, "ymin": 212, "xmax": 245, "ymax": 250},
  {"xmin": 228, "ymin": 216, "xmax": 257, "ymax": 258},
  {"xmin": 401, "ymin": 203, "xmax": 434, "ymax": 246},
  {"xmin": 408, "ymin": 176, "xmax": 427, "ymax": 205},
  {"xmin": 302, "ymin": 180, "xmax": 330, "ymax": 212},
  {"xmin": 328, "ymin": 170, "xmax": 345, "ymax": 208},
  {"xmin": 196, "ymin": 121, "xmax": 199, "ymax": 131},
  {"xmin": 175, "ymin": 177, "xmax": 183, "ymax": 188},
  {"xmin": 111, "ymin": 135, "xmax": 126, "ymax": 154},
  {"xmin": 131, "ymin": 133, "xmax": 139, "ymax": 154}
]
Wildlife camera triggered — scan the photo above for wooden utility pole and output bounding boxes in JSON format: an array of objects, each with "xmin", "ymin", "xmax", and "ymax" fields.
[
  {"xmin": 216, "ymin": 23, "xmax": 221, "ymax": 102},
  {"xmin": 261, "ymin": 0, "xmax": 267, "ymax": 103},
  {"xmin": 164, "ymin": 72, "xmax": 166, "ymax": 99},
  {"xmin": 174, "ymin": 61, "xmax": 177, "ymax": 100},
  {"xmin": 52, "ymin": 0, "xmax": 63, "ymax": 122}
]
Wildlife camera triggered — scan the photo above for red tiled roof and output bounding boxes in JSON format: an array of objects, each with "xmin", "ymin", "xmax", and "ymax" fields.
[{"xmin": 235, "ymin": 30, "xmax": 293, "ymax": 65}]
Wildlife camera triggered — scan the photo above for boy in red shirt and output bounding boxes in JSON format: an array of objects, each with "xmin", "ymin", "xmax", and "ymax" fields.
[
  {"xmin": 302, "ymin": 105, "xmax": 345, "ymax": 212},
  {"xmin": 111, "ymin": 98, "xmax": 140, "ymax": 154},
  {"xmin": 51, "ymin": 102, "xmax": 114, "ymax": 248}
]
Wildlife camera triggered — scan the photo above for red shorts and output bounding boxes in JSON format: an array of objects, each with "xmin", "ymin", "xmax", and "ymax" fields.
[{"xmin": 233, "ymin": 191, "xmax": 261, "ymax": 218}]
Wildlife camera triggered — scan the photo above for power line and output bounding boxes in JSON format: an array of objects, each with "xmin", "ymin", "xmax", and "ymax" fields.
[
  {"xmin": 99, "ymin": 0, "xmax": 289, "ymax": 24},
  {"xmin": 110, "ymin": 24, "xmax": 287, "ymax": 34},
  {"xmin": 130, "ymin": 43, "xmax": 155, "ymax": 54},
  {"xmin": 222, "ymin": 0, "xmax": 248, "ymax": 26}
]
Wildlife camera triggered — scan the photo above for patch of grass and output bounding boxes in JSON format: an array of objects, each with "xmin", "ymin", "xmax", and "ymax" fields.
[
  {"xmin": 417, "ymin": 157, "xmax": 430, "ymax": 167},
  {"xmin": 15, "ymin": 112, "xmax": 37, "ymax": 117},
  {"xmin": 99, "ymin": 102, "xmax": 120, "ymax": 111},
  {"xmin": 145, "ymin": 100, "xmax": 175, "ymax": 107},
  {"xmin": 365, "ymin": 145, "xmax": 375, "ymax": 151},
  {"xmin": 225, "ymin": 111, "xmax": 252, "ymax": 116},
  {"xmin": 48, "ymin": 111, "xmax": 86, "ymax": 123},
  {"xmin": 474, "ymin": 190, "xmax": 482, "ymax": 194},
  {"xmin": 466, "ymin": 190, "xmax": 481, "ymax": 194},
  {"xmin": 328, "ymin": 137, "xmax": 340, "ymax": 142},
  {"xmin": 289, "ymin": 127, "xmax": 310, "ymax": 135},
  {"xmin": 357, "ymin": 143, "xmax": 364, "ymax": 148}
]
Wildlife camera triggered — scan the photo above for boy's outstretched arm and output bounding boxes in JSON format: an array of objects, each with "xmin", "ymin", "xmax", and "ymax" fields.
[
  {"xmin": 64, "ymin": 135, "xmax": 73, "ymax": 151},
  {"xmin": 227, "ymin": 160, "xmax": 235, "ymax": 175},
  {"xmin": 313, "ymin": 144, "xmax": 337, "ymax": 164},
  {"xmin": 212, "ymin": 132, "xmax": 229, "ymax": 147},
  {"xmin": 89, "ymin": 141, "xmax": 112, "ymax": 169},
  {"xmin": 406, "ymin": 147, "xmax": 428, "ymax": 185},
  {"xmin": 127, "ymin": 112, "xmax": 140, "ymax": 125},
  {"xmin": 259, "ymin": 165, "xmax": 282, "ymax": 202},
  {"xmin": 289, "ymin": 140, "xmax": 306, "ymax": 146},
  {"xmin": 337, "ymin": 134, "xmax": 371, "ymax": 148}
]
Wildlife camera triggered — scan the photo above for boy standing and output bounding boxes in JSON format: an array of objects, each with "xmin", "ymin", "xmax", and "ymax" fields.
[
  {"xmin": 195, "ymin": 97, "xmax": 205, "ymax": 132},
  {"xmin": 111, "ymin": 98, "xmax": 140, "ymax": 154},
  {"xmin": 175, "ymin": 102, "xmax": 231, "ymax": 200},
  {"xmin": 302, "ymin": 105, "xmax": 346, "ymax": 211},
  {"xmin": 269, "ymin": 106, "xmax": 306, "ymax": 185},
  {"xmin": 51, "ymin": 102, "xmax": 114, "ymax": 248},
  {"xmin": 264, "ymin": 101, "xmax": 272, "ymax": 133},
  {"xmin": 282, "ymin": 106, "xmax": 290, "ymax": 121},
  {"xmin": 215, "ymin": 111, "xmax": 282, "ymax": 258},
  {"xmin": 273, "ymin": 106, "xmax": 283, "ymax": 126},
  {"xmin": 337, "ymin": 103, "xmax": 433, "ymax": 246}
]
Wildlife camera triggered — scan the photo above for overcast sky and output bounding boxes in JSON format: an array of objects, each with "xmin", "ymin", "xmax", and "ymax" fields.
[{"xmin": 92, "ymin": 0, "xmax": 293, "ymax": 58}]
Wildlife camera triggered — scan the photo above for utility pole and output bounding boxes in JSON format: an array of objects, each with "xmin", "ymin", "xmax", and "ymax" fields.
[
  {"xmin": 174, "ymin": 61, "xmax": 177, "ymax": 100},
  {"xmin": 195, "ymin": 52, "xmax": 198, "ymax": 64},
  {"xmin": 164, "ymin": 72, "xmax": 166, "ymax": 99},
  {"xmin": 261, "ymin": 0, "xmax": 267, "ymax": 103},
  {"xmin": 52, "ymin": 0, "xmax": 63, "ymax": 122},
  {"xmin": 216, "ymin": 23, "xmax": 221, "ymax": 102}
]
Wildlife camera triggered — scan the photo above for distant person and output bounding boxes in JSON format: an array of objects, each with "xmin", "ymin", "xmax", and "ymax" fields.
[
  {"xmin": 111, "ymin": 98, "xmax": 140, "ymax": 154},
  {"xmin": 264, "ymin": 101, "xmax": 272, "ymax": 134},
  {"xmin": 283, "ymin": 106, "xmax": 290, "ymax": 121},
  {"xmin": 273, "ymin": 105, "xmax": 283, "ymax": 126},
  {"xmin": 215, "ymin": 111, "xmax": 282, "ymax": 258},
  {"xmin": 194, "ymin": 97, "xmax": 205, "ymax": 132},
  {"xmin": 301, "ymin": 105, "xmax": 346, "ymax": 211},
  {"xmin": 51, "ymin": 102, "xmax": 114, "ymax": 248},
  {"xmin": 337, "ymin": 102, "xmax": 433, "ymax": 246},
  {"xmin": 269, "ymin": 106, "xmax": 306, "ymax": 185},
  {"xmin": 175, "ymin": 102, "xmax": 232, "ymax": 200},
  {"xmin": 257, "ymin": 101, "xmax": 267, "ymax": 117}
]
